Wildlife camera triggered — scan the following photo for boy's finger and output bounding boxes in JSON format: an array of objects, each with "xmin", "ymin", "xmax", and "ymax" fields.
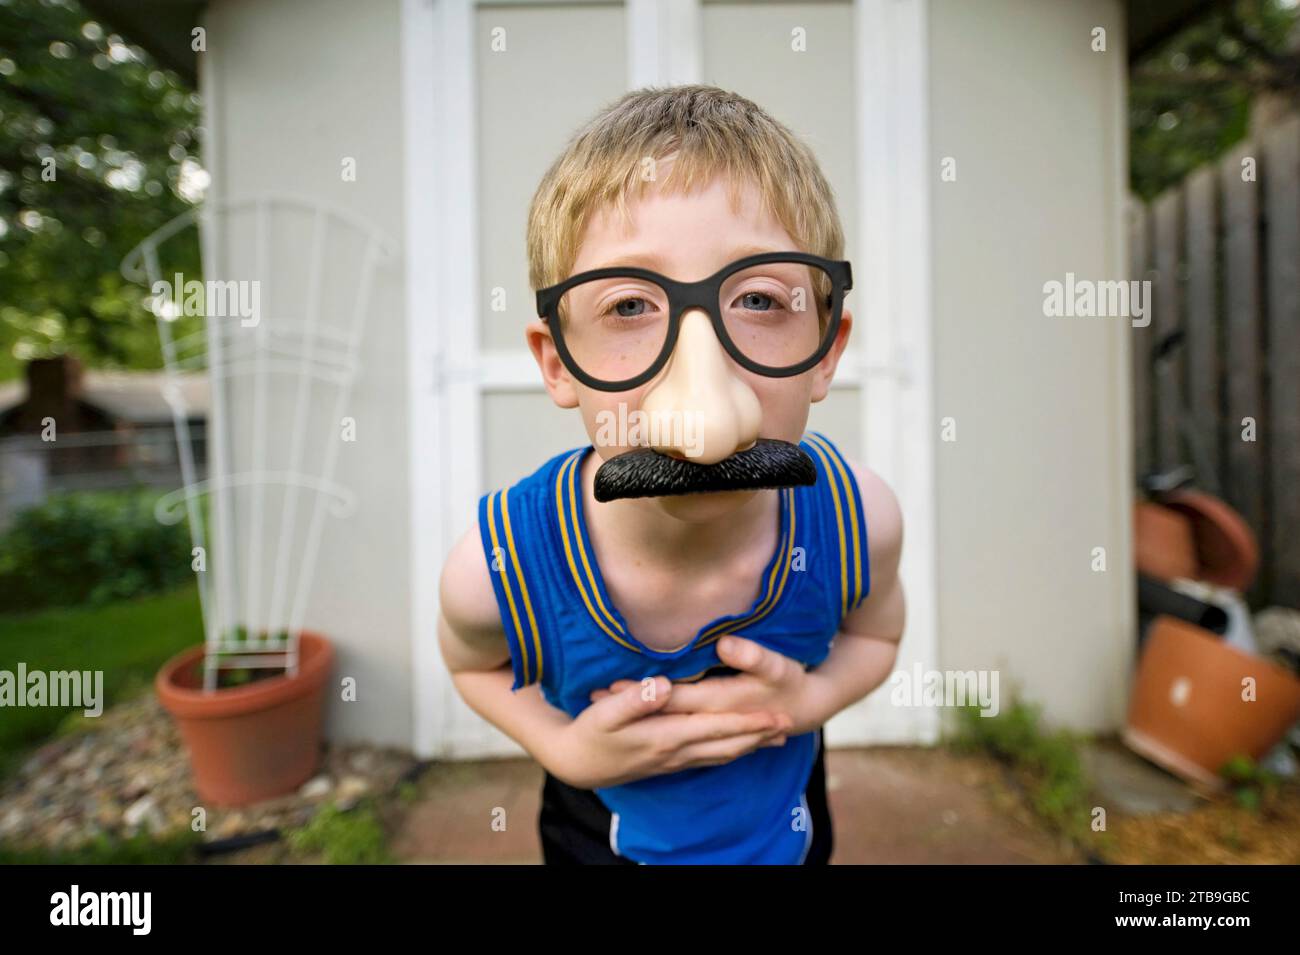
[
  {"xmin": 653, "ymin": 681, "xmax": 741, "ymax": 713},
  {"xmin": 717, "ymin": 636, "xmax": 789, "ymax": 684},
  {"xmin": 593, "ymin": 676, "xmax": 672, "ymax": 730},
  {"xmin": 662, "ymin": 710, "xmax": 780, "ymax": 746},
  {"xmin": 591, "ymin": 678, "xmax": 662, "ymax": 703},
  {"xmin": 676, "ymin": 730, "xmax": 781, "ymax": 767}
]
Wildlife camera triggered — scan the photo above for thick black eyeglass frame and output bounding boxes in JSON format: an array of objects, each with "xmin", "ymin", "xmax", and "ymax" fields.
[{"xmin": 536, "ymin": 251, "xmax": 853, "ymax": 392}]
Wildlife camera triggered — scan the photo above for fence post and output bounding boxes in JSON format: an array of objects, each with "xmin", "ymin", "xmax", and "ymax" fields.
[
  {"xmin": 1129, "ymin": 199, "xmax": 1153, "ymax": 480},
  {"xmin": 1220, "ymin": 140, "xmax": 1268, "ymax": 604},
  {"xmin": 1263, "ymin": 115, "xmax": 1300, "ymax": 608},
  {"xmin": 1152, "ymin": 190, "xmax": 1185, "ymax": 473},
  {"xmin": 1184, "ymin": 166, "xmax": 1220, "ymax": 492}
]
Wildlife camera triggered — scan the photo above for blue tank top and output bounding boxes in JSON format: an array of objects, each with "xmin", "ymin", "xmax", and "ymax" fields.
[{"xmin": 476, "ymin": 430, "xmax": 869, "ymax": 864}]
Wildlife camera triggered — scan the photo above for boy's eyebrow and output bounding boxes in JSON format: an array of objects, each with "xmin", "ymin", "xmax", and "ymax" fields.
[
  {"xmin": 585, "ymin": 244, "xmax": 791, "ymax": 274},
  {"xmin": 585, "ymin": 251, "xmax": 670, "ymax": 272}
]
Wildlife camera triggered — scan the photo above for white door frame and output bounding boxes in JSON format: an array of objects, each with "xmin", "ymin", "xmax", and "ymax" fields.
[
  {"xmin": 404, "ymin": 0, "xmax": 938, "ymax": 757},
  {"xmin": 838, "ymin": 0, "xmax": 938, "ymax": 745}
]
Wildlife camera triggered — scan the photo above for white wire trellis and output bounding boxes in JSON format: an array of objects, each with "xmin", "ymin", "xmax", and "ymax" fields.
[{"xmin": 121, "ymin": 195, "xmax": 398, "ymax": 691}]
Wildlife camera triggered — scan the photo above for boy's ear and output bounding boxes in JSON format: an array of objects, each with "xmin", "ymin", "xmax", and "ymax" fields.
[
  {"xmin": 810, "ymin": 307, "xmax": 853, "ymax": 403},
  {"xmin": 526, "ymin": 319, "xmax": 580, "ymax": 409}
]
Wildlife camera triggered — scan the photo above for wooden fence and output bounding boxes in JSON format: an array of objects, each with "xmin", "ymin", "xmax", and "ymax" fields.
[{"xmin": 1129, "ymin": 112, "xmax": 1300, "ymax": 609}]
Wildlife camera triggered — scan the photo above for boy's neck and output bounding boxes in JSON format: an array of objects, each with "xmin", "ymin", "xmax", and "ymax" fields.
[{"xmin": 578, "ymin": 446, "xmax": 780, "ymax": 572}]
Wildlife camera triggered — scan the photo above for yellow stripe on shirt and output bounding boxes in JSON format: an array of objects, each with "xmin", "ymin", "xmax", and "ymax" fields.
[
  {"xmin": 804, "ymin": 436, "xmax": 850, "ymax": 617},
  {"xmin": 698, "ymin": 487, "xmax": 797, "ymax": 646},
  {"xmin": 555, "ymin": 452, "xmax": 641, "ymax": 653},
  {"xmin": 808, "ymin": 433, "xmax": 864, "ymax": 610},
  {"xmin": 566, "ymin": 452, "xmax": 628, "ymax": 638},
  {"xmin": 501, "ymin": 485, "xmax": 543, "ymax": 684},
  {"xmin": 486, "ymin": 490, "xmax": 530, "ymax": 683}
]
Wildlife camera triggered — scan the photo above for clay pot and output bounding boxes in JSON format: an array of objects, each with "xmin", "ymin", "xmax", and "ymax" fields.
[
  {"xmin": 1123, "ymin": 616, "xmax": 1300, "ymax": 788},
  {"xmin": 1134, "ymin": 501, "xmax": 1198, "ymax": 582},
  {"xmin": 156, "ymin": 632, "xmax": 335, "ymax": 806},
  {"xmin": 1159, "ymin": 490, "xmax": 1259, "ymax": 592}
]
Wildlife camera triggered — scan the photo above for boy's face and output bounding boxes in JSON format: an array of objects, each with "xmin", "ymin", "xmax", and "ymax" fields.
[{"xmin": 527, "ymin": 171, "xmax": 852, "ymax": 520}]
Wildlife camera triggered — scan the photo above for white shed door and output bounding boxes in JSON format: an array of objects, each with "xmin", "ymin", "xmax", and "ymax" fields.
[{"xmin": 405, "ymin": 0, "xmax": 937, "ymax": 758}]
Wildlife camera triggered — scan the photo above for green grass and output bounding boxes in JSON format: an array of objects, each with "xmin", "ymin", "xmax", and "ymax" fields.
[
  {"xmin": 286, "ymin": 800, "xmax": 392, "ymax": 865},
  {"xmin": 949, "ymin": 698, "xmax": 1094, "ymax": 846},
  {"xmin": 0, "ymin": 583, "xmax": 202, "ymax": 779},
  {"xmin": 1220, "ymin": 754, "xmax": 1283, "ymax": 813},
  {"xmin": 0, "ymin": 830, "xmax": 202, "ymax": 865}
]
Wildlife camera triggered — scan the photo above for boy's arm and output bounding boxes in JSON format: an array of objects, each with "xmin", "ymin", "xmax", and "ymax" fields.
[
  {"xmin": 609, "ymin": 461, "xmax": 905, "ymax": 735},
  {"xmin": 437, "ymin": 523, "xmax": 574, "ymax": 763},
  {"xmin": 439, "ymin": 522, "xmax": 792, "ymax": 787},
  {"xmin": 786, "ymin": 459, "xmax": 905, "ymax": 729}
]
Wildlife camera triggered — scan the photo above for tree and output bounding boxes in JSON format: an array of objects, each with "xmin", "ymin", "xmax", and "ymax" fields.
[
  {"xmin": 1131, "ymin": 0, "xmax": 1300, "ymax": 200},
  {"xmin": 0, "ymin": 0, "xmax": 204, "ymax": 381}
]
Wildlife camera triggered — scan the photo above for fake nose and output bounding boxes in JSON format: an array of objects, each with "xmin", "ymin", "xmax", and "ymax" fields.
[{"xmin": 638, "ymin": 309, "xmax": 763, "ymax": 465}]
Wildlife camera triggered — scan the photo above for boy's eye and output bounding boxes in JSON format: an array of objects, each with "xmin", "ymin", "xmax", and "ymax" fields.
[
  {"xmin": 601, "ymin": 295, "xmax": 660, "ymax": 320},
  {"xmin": 740, "ymin": 291, "xmax": 775, "ymax": 311}
]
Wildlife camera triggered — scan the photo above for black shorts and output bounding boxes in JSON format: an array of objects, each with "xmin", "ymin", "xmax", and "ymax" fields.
[{"xmin": 538, "ymin": 728, "xmax": 833, "ymax": 865}]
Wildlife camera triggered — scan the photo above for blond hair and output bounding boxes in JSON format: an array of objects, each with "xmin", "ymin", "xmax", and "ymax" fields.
[{"xmin": 525, "ymin": 85, "xmax": 845, "ymax": 294}]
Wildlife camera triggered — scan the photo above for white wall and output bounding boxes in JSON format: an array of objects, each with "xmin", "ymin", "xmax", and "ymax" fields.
[
  {"xmin": 928, "ymin": 0, "xmax": 1134, "ymax": 731},
  {"xmin": 203, "ymin": 0, "xmax": 412, "ymax": 746},
  {"xmin": 197, "ymin": 0, "xmax": 1137, "ymax": 754}
]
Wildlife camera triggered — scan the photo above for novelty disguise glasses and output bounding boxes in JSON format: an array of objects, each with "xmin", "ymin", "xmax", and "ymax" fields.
[{"xmin": 536, "ymin": 251, "xmax": 853, "ymax": 392}]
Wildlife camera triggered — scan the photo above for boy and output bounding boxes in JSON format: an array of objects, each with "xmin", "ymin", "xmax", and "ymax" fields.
[{"xmin": 438, "ymin": 85, "xmax": 905, "ymax": 864}]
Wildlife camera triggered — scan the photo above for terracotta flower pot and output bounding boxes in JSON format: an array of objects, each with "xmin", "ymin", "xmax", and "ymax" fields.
[
  {"xmin": 1133, "ymin": 501, "xmax": 1198, "ymax": 583},
  {"xmin": 1159, "ymin": 489, "xmax": 1259, "ymax": 592},
  {"xmin": 1123, "ymin": 616, "xmax": 1300, "ymax": 789},
  {"xmin": 156, "ymin": 632, "xmax": 335, "ymax": 806}
]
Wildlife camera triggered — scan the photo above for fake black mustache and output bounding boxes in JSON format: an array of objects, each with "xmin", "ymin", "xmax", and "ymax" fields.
[{"xmin": 593, "ymin": 438, "xmax": 817, "ymax": 503}]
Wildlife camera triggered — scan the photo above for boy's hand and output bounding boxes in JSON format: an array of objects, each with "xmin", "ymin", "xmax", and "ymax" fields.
[
  {"xmin": 550, "ymin": 674, "xmax": 793, "ymax": 789},
  {"xmin": 588, "ymin": 636, "xmax": 828, "ymax": 739}
]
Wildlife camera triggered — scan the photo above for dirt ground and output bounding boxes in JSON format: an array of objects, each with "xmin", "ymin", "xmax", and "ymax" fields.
[{"xmin": 1103, "ymin": 785, "xmax": 1300, "ymax": 864}]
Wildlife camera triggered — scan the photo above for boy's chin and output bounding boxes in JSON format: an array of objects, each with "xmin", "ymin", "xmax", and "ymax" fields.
[{"xmin": 639, "ymin": 486, "xmax": 762, "ymax": 522}]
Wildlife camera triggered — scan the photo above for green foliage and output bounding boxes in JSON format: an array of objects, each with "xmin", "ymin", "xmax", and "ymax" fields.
[
  {"xmin": 286, "ymin": 801, "xmax": 392, "ymax": 865},
  {"xmin": 199, "ymin": 627, "xmax": 290, "ymax": 688},
  {"xmin": 0, "ymin": 0, "xmax": 203, "ymax": 380},
  {"xmin": 0, "ymin": 488, "xmax": 193, "ymax": 612},
  {"xmin": 950, "ymin": 698, "xmax": 1092, "ymax": 841},
  {"xmin": 0, "ymin": 829, "xmax": 200, "ymax": 864},
  {"xmin": 1131, "ymin": 0, "xmax": 1300, "ymax": 199},
  {"xmin": 1219, "ymin": 753, "xmax": 1281, "ymax": 812},
  {"xmin": 0, "ymin": 583, "xmax": 202, "ymax": 778},
  {"xmin": 209, "ymin": 662, "xmax": 275, "ymax": 689}
]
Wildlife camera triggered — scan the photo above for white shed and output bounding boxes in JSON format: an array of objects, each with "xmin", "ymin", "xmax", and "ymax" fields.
[{"xmin": 89, "ymin": 0, "xmax": 1212, "ymax": 758}]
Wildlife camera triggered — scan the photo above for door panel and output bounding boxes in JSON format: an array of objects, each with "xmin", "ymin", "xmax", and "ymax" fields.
[{"xmin": 425, "ymin": 0, "xmax": 932, "ymax": 757}]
